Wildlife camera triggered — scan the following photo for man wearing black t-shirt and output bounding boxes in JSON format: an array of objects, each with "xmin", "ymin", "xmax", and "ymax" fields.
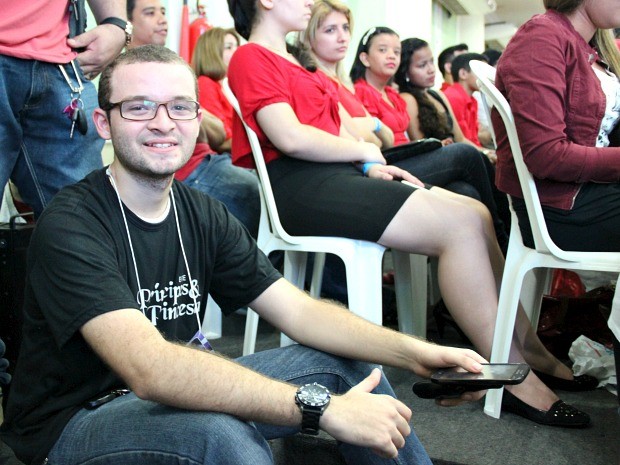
[{"xmin": 0, "ymin": 45, "xmax": 485, "ymax": 465}]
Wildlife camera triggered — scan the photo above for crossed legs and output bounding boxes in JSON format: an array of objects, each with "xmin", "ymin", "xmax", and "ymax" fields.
[{"xmin": 378, "ymin": 187, "xmax": 572, "ymax": 411}]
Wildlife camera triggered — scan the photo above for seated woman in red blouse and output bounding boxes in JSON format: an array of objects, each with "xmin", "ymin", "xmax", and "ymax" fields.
[
  {"xmin": 227, "ymin": 0, "xmax": 589, "ymax": 429},
  {"xmin": 332, "ymin": 24, "xmax": 507, "ymax": 251},
  {"xmin": 175, "ymin": 27, "xmax": 260, "ymax": 236}
]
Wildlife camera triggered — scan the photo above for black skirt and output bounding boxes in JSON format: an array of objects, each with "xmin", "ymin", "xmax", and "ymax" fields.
[
  {"xmin": 267, "ymin": 157, "xmax": 420, "ymax": 242},
  {"xmin": 512, "ymin": 182, "xmax": 620, "ymax": 252}
]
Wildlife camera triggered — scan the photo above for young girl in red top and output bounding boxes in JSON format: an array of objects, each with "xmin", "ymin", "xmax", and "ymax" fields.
[{"xmin": 227, "ymin": 0, "xmax": 590, "ymax": 429}]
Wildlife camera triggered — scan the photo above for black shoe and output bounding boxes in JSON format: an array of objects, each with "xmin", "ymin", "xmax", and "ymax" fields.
[
  {"xmin": 533, "ymin": 370, "xmax": 599, "ymax": 392},
  {"xmin": 501, "ymin": 390, "xmax": 590, "ymax": 428}
]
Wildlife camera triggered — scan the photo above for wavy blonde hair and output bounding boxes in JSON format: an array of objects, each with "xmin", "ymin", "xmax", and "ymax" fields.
[{"xmin": 297, "ymin": 0, "xmax": 354, "ymax": 87}]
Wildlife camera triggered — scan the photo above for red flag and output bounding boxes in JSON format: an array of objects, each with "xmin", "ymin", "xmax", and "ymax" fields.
[{"xmin": 179, "ymin": 0, "xmax": 191, "ymax": 63}]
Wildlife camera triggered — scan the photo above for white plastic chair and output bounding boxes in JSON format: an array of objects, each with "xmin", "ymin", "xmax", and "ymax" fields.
[
  {"xmin": 470, "ymin": 60, "xmax": 620, "ymax": 418},
  {"xmin": 222, "ymin": 79, "xmax": 429, "ymax": 355}
]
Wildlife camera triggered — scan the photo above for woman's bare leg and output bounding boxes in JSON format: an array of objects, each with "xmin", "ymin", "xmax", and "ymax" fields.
[
  {"xmin": 435, "ymin": 189, "xmax": 575, "ymax": 378},
  {"xmin": 378, "ymin": 188, "xmax": 565, "ymax": 410}
]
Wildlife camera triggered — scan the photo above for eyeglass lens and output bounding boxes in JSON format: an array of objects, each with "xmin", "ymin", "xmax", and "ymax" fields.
[{"xmin": 120, "ymin": 100, "xmax": 198, "ymax": 120}]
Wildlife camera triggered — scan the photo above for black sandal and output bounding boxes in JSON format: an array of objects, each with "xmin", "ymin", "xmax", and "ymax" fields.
[
  {"xmin": 533, "ymin": 370, "xmax": 598, "ymax": 392},
  {"xmin": 501, "ymin": 390, "xmax": 591, "ymax": 428}
]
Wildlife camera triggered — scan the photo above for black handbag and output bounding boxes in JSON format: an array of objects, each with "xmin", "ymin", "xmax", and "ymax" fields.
[{"xmin": 382, "ymin": 138, "xmax": 442, "ymax": 164}]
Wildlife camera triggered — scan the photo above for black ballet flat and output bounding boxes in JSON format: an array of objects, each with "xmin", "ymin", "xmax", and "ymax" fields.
[
  {"xmin": 501, "ymin": 390, "xmax": 591, "ymax": 428},
  {"xmin": 533, "ymin": 370, "xmax": 599, "ymax": 392}
]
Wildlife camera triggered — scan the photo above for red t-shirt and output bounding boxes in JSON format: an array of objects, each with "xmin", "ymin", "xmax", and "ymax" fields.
[
  {"xmin": 336, "ymin": 83, "xmax": 366, "ymax": 117},
  {"xmin": 197, "ymin": 75, "xmax": 234, "ymax": 140},
  {"xmin": 228, "ymin": 43, "xmax": 341, "ymax": 168},
  {"xmin": 443, "ymin": 83, "xmax": 481, "ymax": 146},
  {"xmin": 0, "ymin": 0, "xmax": 76, "ymax": 62},
  {"xmin": 174, "ymin": 142, "xmax": 216, "ymax": 181},
  {"xmin": 353, "ymin": 79, "xmax": 410, "ymax": 146}
]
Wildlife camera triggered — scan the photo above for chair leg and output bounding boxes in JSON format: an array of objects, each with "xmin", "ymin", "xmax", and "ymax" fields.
[
  {"xmin": 243, "ymin": 308, "xmax": 260, "ymax": 356},
  {"xmin": 484, "ymin": 260, "xmax": 531, "ymax": 418},
  {"xmin": 201, "ymin": 295, "xmax": 222, "ymax": 340},
  {"xmin": 280, "ymin": 251, "xmax": 309, "ymax": 347},
  {"xmin": 309, "ymin": 252, "xmax": 326, "ymax": 298},
  {"xmin": 345, "ymin": 249, "xmax": 384, "ymax": 325},
  {"xmin": 392, "ymin": 251, "xmax": 428, "ymax": 337},
  {"xmin": 427, "ymin": 257, "xmax": 441, "ymax": 307}
]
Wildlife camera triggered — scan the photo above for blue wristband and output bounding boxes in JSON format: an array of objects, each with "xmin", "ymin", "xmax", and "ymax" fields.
[
  {"xmin": 362, "ymin": 162, "xmax": 381, "ymax": 176},
  {"xmin": 373, "ymin": 117, "xmax": 382, "ymax": 133}
]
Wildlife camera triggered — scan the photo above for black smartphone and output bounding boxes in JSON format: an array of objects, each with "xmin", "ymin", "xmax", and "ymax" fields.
[{"xmin": 430, "ymin": 363, "xmax": 530, "ymax": 388}]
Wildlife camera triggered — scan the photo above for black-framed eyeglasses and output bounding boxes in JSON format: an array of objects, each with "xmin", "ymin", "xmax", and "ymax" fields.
[{"xmin": 107, "ymin": 99, "xmax": 200, "ymax": 121}]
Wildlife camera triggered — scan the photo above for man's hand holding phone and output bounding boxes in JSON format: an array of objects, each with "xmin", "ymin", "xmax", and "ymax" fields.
[{"xmin": 412, "ymin": 363, "xmax": 530, "ymax": 406}]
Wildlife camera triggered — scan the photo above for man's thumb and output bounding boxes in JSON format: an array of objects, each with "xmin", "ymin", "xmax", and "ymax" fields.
[
  {"xmin": 67, "ymin": 30, "xmax": 93, "ymax": 48},
  {"xmin": 351, "ymin": 367, "xmax": 382, "ymax": 394}
]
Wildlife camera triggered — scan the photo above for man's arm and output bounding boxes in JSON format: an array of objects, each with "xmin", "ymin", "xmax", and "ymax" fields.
[
  {"xmin": 80, "ymin": 299, "xmax": 413, "ymax": 457},
  {"xmin": 256, "ymin": 103, "xmax": 385, "ymax": 165},
  {"xmin": 81, "ymin": 307, "xmax": 301, "ymax": 425},
  {"xmin": 67, "ymin": 0, "xmax": 128, "ymax": 77},
  {"xmin": 252, "ymin": 279, "xmax": 486, "ymax": 379}
]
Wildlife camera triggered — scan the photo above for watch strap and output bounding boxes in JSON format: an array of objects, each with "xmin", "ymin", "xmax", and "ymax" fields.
[
  {"xmin": 300, "ymin": 408, "xmax": 322, "ymax": 435},
  {"xmin": 100, "ymin": 17, "xmax": 133, "ymax": 45}
]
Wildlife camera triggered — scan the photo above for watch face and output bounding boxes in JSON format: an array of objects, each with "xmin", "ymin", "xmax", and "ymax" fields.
[{"xmin": 298, "ymin": 383, "xmax": 330, "ymax": 407}]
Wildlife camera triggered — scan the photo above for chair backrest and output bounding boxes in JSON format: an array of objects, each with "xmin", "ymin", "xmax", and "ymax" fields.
[
  {"xmin": 221, "ymin": 78, "xmax": 303, "ymax": 245},
  {"xmin": 469, "ymin": 60, "xmax": 577, "ymax": 261}
]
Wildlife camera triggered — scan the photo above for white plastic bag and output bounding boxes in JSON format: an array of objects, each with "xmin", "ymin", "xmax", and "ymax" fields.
[{"xmin": 569, "ymin": 335, "xmax": 616, "ymax": 395}]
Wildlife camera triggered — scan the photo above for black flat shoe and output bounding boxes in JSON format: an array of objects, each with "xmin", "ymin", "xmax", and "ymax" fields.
[
  {"xmin": 501, "ymin": 390, "xmax": 590, "ymax": 428},
  {"xmin": 533, "ymin": 370, "xmax": 599, "ymax": 392}
]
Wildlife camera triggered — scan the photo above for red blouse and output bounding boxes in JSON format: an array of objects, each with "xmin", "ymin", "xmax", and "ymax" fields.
[
  {"xmin": 336, "ymin": 83, "xmax": 366, "ymax": 117},
  {"xmin": 197, "ymin": 75, "xmax": 234, "ymax": 140},
  {"xmin": 353, "ymin": 79, "xmax": 410, "ymax": 145},
  {"xmin": 228, "ymin": 43, "xmax": 341, "ymax": 168}
]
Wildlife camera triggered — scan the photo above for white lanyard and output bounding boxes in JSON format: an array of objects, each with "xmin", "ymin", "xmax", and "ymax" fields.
[{"xmin": 106, "ymin": 168, "xmax": 211, "ymax": 350}]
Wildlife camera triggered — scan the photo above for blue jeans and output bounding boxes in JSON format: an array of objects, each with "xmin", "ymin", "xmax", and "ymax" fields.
[
  {"xmin": 182, "ymin": 154, "xmax": 260, "ymax": 237},
  {"xmin": 47, "ymin": 345, "xmax": 431, "ymax": 465},
  {"xmin": 0, "ymin": 55, "xmax": 104, "ymax": 218}
]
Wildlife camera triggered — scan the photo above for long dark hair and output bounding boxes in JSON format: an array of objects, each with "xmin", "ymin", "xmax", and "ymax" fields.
[
  {"xmin": 349, "ymin": 26, "xmax": 398, "ymax": 83},
  {"xmin": 227, "ymin": 0, "xmax": 256, "ymax": 40},
  {"xmin": 395, "ymin": 38, "xmax": 452, "ymax": 140},
  {"xmin": 227, "ymin": 0, "xmax": 315, "ymax": 70}
]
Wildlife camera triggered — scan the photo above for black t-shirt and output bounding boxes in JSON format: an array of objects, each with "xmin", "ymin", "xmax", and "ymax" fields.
[{"xmin": 0, "ymin": 169, "xmax": 280, "ymax": 464}]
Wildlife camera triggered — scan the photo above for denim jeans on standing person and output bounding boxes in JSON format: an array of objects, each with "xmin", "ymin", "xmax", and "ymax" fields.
[
  {"xmin": 47, "ymin": 345, "xmax": 432, "ymax": 465},
  {"xmin": 0, "ymin": 55, "xmax": 104, "ymax": 218},
  {"xmin": 182, "ymin": 153, "xmax": 261, "ymax": 237}
]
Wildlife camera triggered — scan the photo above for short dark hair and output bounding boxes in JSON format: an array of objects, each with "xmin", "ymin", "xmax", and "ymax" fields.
[
  {"xmin": 127, "ymin": 0, "xmax": 136, "ymax": 20},
  {"xmin": 437, "ymin": 43, "xmax": 468, "ymax": 78},
  {"xmin": 482, "ymin": 48, "xmax": 502, "ymax": 67},
  {"xmin": 450, "ymin": 52, "xmax": 486, "ymax": 83},
  {"xmin": 98, "ymin": 45, "xmax": 198, "ymax": 111}
]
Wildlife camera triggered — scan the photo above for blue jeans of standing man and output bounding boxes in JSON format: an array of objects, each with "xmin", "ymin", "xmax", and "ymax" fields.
[
  {"xmin": 0, "ymin": 55, "xmax": 103, "ymax": 218},
  {"xmin": 47, "ymin": 345, "xmax": 431, "ymax": 465},
  {"xmin": 182, "ymin": 153, "xmax": 260, "ymax": 237}
]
